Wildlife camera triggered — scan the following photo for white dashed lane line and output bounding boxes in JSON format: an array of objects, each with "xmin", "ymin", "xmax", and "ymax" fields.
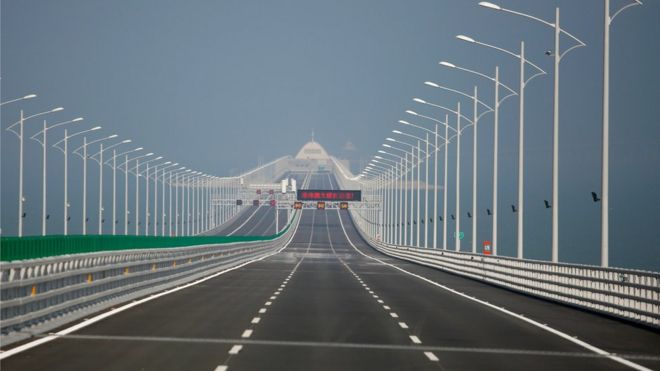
[
  {"xmin": 228, "ymin": 345, "xmax": 243, "ymax": 355},
  {"xmin": 241, "ymin": 330, "xmax": 253, "ymax": 339}
]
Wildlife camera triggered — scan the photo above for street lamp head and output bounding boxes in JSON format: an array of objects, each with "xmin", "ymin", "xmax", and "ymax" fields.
[
  {"xmin": 72, "ymin": 117, "xmax": 84, "ymax": 122},
  {"xmin": 424, "ymin": 81, "xmax": 440, "ymax": 88},
  {"xmin": 163, "ymin": 161, "xmax": 172, "ymax": 165},
  {"xmin": 51, "ymin": 107, "xmax": 64, "ymax": 112},
  {"xmin": 398, "ymin": 120, "xmax": 411, "ymax": 126},
  {"xmin": 145, "ymin": 153, "xmax": 154, "ymax": 156},
  {"xmin": 392, "ymin": 130, "xmax": 402, "ymax": 134},
  {"xmin": 121, "ymin": 139, "xmax": 131, "ymax": 143},
  {"xmin": 439, "ymin": 61, "xmax": 456, "ymax": 68},
  {"xmin": 134, "ymin": 147, "xmax": 144, "ymax": 151},
  {"xmin": 385, "ymin": 138, "xmax": 396, "ymax": 142},
  {"xmin": 23, "ymin": 94, "xmax": 37, "ymax": 99},
  {"xmin": 178, "ymin": 166, "xmax": 186, "ymax": 170},
  {"xmin": 172, "ymin": 163, "xmax": 179, "ymax": 166},
  {"xmin": 405, "ymin": 110, "xmax": 418, "ymax": 116},
  {"xmin": 478, "ymin": 2, "xmax": 501, "ymax": 10},
  {"xmin": 413, "ymin": 97, "xmax": 427, "ymax": 104},
  {"xmin": 155, "ymin": 156, "xmax": 163, "ymax": 160},
  {"xmin": 375, "ymin": 156, "xmax": 383, "ymax": 159},
  {"xmin": 91, "ymin": 126, "xmax": 101, "ymax": 131},
  {"xmin": 456, "ymin": 34, "xmax": 476, "ymax": 43},
  {"xmin": 378, "ymin": 150, "xmax": 386, "ymax": 154}
]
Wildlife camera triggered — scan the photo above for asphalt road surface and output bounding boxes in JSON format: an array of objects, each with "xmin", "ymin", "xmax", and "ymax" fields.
[{"xmin": 2, "ymin": 173, "xmax": 658, "ymax": 371}]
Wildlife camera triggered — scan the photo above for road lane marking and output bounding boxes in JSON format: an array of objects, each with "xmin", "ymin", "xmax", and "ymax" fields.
[
  {"xmin": 399, "ymin": 322, "xmax": 409, "ymax": 329},
  {"xmin": 410, "ymin": 335, "xmax": 422, "ymax": 344},
  {"xmin": 335, "ymin": 209, "xmax": 652, "ymax": 371},
  {"xmin": 270, "ymin": 296, "xmax": 276, "ymax": 300},
  {"xmin": 251, "ymin": 317, "xmax": 261, "ymax": 324},
  {"xmin": 390, "ymin": 312, "xmax": 399, "ymax": 318},
  {"xmin": 228, "ymin": 345, "xmax": 243, "ymax": 354},
  {"xmin": 241, "ymin": 330, "xmax": 253, "ymax": 338},
  {"xmin": 377, "ymin": 299, "xmax": 384, "ymax": 304},
  {"xmin": 0, "ymin": 209, "xmax": 305, "ymax": 361},
  {"xmin": 424, "ymin": 352, "xmax": 439, "ymax": 361},
  {"xmin": 259, "ymin": 308, "xmax": 267, "ymax": 314},
  {"xmin": 265, "ymin": 301, "xmax": 272, "ymax": 306},
  {"xmin": 214, "ymin": 366, "xmax": 228, "ymax": 371},
  {"xmin": 383, "ymin": 305, "xmax": 391, "ymax": 310}
]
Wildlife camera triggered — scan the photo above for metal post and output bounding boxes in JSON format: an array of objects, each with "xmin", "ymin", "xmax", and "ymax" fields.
[
  {"xmin": 601, "ymin": 0, "xmax": 610, "ymax": 267},
  {"xmin": 443, "ymin": 115, "xmax": 449, "ymax": 249},
  {"xmin": 404, "ymin": 154, "xmax": 408, "ymax": 245},
  {"xmin": 98, "ymin": 143, "xmax": 103, "ymax": 234},
  {"xmin": 145, "ymin": 163, "xmax": 149, "ymax": 236},
  {"xmin": 135, "ymin": 159, "xmax": 140, "ymax": 235},
  {"xmin": 493, "ymin": 66, "xmax": 500, "ymax": 256},
  {"xmin": 551, "ymin": 7, "xmax": 560, "ymax": 263},
  {"xmin": 434, "ymin": 123, "xmax": 439, "ymax": 249},
  {"xmin": 82, "ymin": 137, "xmax": 88, "ymax": 235},
  {"xmin": 456, "ymin": 102, "xmax": 461, "ymax": 252},
  {"xmin": 63, "ymin": 130, "xmax": 69, "ymax": 235},
  {"xmin": 18, "ymin": 110, "xmax": 24, "ymax": 237},
  {"xmin": 416, "ymin": 142, "xmax": 421, "ymax": 247},
  {"xmin": 112, "ymin": 150, "xmax": 117, "ymax": 235},
  {"xmin": 124, "ymin": 155, "xmax": 129, "ymax": 235},
  {"xmin": 517, "ymin": 41, "xmax": 526, "ymax": 259},
  {"xmin": 41, "ymin": 120, "xmax": 47, "ymax": 236},
  {"xmin": 472, "ymin": 86, "xmax": 478, "ymax": 254},
  {"xmin": 424, "ymin": 133, "xmax": 429, "ymax": 248}
]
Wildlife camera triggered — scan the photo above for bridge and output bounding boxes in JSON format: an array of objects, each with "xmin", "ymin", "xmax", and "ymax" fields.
[
  {"xmin": 2, "ymin": 1, "xmax": 659, "ymax": 370},
  {"xmin": 0, "ymin": 140, "xmax": 658, "ymax": 370}
]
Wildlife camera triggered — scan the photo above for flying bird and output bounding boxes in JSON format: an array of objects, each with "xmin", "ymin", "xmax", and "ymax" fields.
[
  {"xmin": 544, "ymin": 200, "xmax": 551, "ymax": 209},
  {"xmin": 511, "ymin": 205, "xmax": 517, "ymax": 213},
  {"xmin": 591, "ymin": 192, "xmax": 601, "ymax": 202}
]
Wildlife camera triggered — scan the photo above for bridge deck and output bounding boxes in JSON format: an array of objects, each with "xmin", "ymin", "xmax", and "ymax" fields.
[{"xmin": 2, "ymin": 174, "xmax": 658, "ymax": 370}]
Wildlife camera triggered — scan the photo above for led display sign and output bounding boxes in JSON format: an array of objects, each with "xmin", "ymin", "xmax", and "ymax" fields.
[{"xmin": 296, "ymin": 190, "xmax": 362, "ymax": 202}]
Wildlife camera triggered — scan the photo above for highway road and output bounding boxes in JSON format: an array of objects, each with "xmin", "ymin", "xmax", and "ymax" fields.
[{"xmin": 2, "ymin": 173, "xmax": 658, "ymax": 370}]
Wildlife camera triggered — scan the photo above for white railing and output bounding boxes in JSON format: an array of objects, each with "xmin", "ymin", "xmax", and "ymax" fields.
[{"xmin": 348, "ymin": 210, "xmax": 660, "ymax": 328}]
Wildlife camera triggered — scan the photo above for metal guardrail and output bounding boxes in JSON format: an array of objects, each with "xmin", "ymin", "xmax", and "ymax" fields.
[
  {"xmin": 0, "ymin": 210, "xmax": 301, "ymax": 346},
  {"xmin": 348, "ymin": 210, "xmax": 660, "ymax": 328}
]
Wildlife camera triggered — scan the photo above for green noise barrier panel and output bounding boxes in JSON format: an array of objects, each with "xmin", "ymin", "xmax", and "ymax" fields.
[{"xmin": 0, "ymin": 220, "xmax": 293, "ymax": 262}]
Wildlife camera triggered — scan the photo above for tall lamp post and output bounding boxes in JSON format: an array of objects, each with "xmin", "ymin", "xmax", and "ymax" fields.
[
  {"xmin": 420, "ymin": 85, "xmax": 493, "ymax": 253},
  {"xmin": 119, "ymin": 152, "xmax": 153, "ymax": 234},
  {"xmin": 478, "ymin": 1, "xmax": 585, "ymax": 262},
  {"xmin": 72, "ymin": 134, "xmax": 118, "ymax": 235},
  {"xmin": 5, "ymin": 106, "xmax": 64, "ymax": 236},
  {"xmin": 600, "ymin": 0, "xmax": 642, "ymax": 267},
  {"xmin": 30, "ymin": 117, "xmax": 84, "ymax": 235},
  {"xmin": 90, "ymin": 139, "xmax": 132, "ymax": 234},
  {"xmin": 105, "ymin": 147, "xmax": 143, "ymax": 235},
  {"xmin": 456, "ymin": 34, "xmax": 546, "ymax": 259},
  {"xmin": 439, "ymin": 60, "xmax": 517, "ymax": 256},
  {"xmin": 53, "ymin": 126, "xmax": 101, "ymax": 235}
]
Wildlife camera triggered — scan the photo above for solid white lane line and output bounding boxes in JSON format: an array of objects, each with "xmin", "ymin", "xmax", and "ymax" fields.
[
  {"xmin": 335, "ymin": 209, "xmax": 651, "ymax": 371},
  {"xmin": 409, "ymin": 335, "xmax": 422, "ymax": 344},
  {"xmin": 251, "ymin": 317, "xmax": 261, "ymax": 324},
  {"xmin": 241, "ymin": 330, "xmax": 253, "ymax": 338},
  {"xmin": 259, "ymin": 308, "xmax": 267, "ymax": 314},
  {"xmin": 398, "ymin": 322, "xmax": 409, "ymax": 329},
  {"xmin": 424, "ymin": 352, "xmax": 439, "ymax": 362},
  {"xmin": 228, "ymin": 345, "xmax": 243, "ymax": 354},
  {"xmin": 390, "ymin": 313, "xmax": 399, "ymax": 318},
  {"xmin": 214, "ymin": 365, "xmax": 228, "ymax": 371},
  {"xmin": 0, "ymin": 211, "xmax": 305, "ymax": 361},
  {"xmin": 383, "ymin": 305, "xmax": 391, "ymax": 310},
  {"xmin": 227, "ymin": 206, "xmax": 264, "ymax": 236}
]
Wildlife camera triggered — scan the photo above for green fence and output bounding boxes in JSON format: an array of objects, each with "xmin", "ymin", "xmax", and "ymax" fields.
[{"xmin": 0, "ymin": 217, "xmax": 295, "ymax": 262}]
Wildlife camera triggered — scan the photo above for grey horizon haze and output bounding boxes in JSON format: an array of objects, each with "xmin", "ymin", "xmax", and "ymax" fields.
[{"xmin": 1, "ymin": 0, "xmax": 659, "ymax": 271}]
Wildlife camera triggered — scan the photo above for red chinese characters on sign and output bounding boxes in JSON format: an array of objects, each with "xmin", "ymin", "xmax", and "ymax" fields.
[{"xmin": 296, "ymin": 190, "xmax": 362, "ymax": 202}]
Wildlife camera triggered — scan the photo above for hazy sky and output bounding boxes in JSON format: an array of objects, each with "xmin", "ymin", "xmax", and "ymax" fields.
[{"xmin": 2, "ymin": 0, "xmax": 659, "ymax": 270}]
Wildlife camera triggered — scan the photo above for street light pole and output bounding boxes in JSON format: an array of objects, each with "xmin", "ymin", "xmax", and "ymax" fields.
[
  {"xmin": 53, "ymin": 126, "xmax": 101, "ymax": 235},
  {"xmin": 5, "ymin": 107, "xmax": 64, "ymax": 236},
  {"xmin": 30, "ymin": 117, "xmax": 84, "ymax": 235}
]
